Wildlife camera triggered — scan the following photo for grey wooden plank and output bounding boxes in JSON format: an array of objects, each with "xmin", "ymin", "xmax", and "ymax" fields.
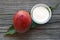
[
  {"xmin": 53, "ymin": 10, "xmax": 60, "ymax": 15},
  {"xmin": 0, "ymin": 26, "xmax": 9, "ymax": 30},
  {"xmin": 0, "ymin": 15, "xmax": 14, "ymax": 20},
  {"xmin": 0, "ymin": 24, "xmax": 12, "ymax": 27},
  {"xmin": 0, "ymin": 14, "xmax": 60, "ymax": 24},
  {"xmin": 0, "ymin": 15, "xmax": 60, "ymax": 23},
  {"xmin": 0, "ymin": 0, "xmax": 60, "ymax": 15},
  {"xmin": 0, "ymin": 22, "xmax": 60, "ymax": 30},
  {"xmin": 37, "ymin": 22, "xmax": 60, "ymax": 28},
  {"xmin": 0, "ymin": 30, "xmax": 60, "ymax": 39},
  {"xmin": 0, "ymin": 30, "xmax": 7, "ymax": 33},
  {"xmin": 0, "ymin": 0, "xmax": 60, "ymax": 40},
  {"xmin": 0, "ymin": 22, "xmax": 60, "ymax": 31},
  {"xmin": 0, "ymin": 7, "xmax": 60, "ymax": 15},
  {"xmin": 0, "ymin": 14, "xmax": 59, "ymax": 19},
  {"xmin": 49, "ymin": 15, "xmax": 60, "ymax": 23},
  {"xmin": 0, "ymin": 27, "xmax": 60, "ymax": 40},
  {"xmin": 0, "ymin": 20, "xmax": 12, "ymax": 24}
]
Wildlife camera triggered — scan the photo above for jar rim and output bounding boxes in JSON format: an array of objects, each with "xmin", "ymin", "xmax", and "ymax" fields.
[{"xmin": 31, "ymin": 4, "xmax": 52, "ymax": 24}]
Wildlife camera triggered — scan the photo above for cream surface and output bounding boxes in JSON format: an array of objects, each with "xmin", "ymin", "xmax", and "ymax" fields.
[{"xmin": 32, "ymin": 6, "xmax": 50, "ymax": 24}]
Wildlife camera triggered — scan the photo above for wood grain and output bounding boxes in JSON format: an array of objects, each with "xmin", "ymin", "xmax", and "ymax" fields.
[{"xmin": 0, "ymin": 0, "xmax": 60, "ymax": 40}]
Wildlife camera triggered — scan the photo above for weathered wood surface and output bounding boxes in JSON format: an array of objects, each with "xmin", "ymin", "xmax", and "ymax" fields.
[{"xmin": 0, "ymin": 0, "xmax": 60, "ymax": 40}]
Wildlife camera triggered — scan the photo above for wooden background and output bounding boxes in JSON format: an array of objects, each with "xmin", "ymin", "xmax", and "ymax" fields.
[{"xmin": 0, "ymin": 0, "xmax": 60, "ymax": 40}]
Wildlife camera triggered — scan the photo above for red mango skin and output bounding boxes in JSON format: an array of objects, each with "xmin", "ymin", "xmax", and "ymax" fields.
[{"xmin": 13, "ymin": 10, "xmax": 32, "ymax": 33}]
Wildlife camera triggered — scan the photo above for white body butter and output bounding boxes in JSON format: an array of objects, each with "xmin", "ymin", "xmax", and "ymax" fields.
[{"xmin": 31, "ymin": 4, "xmax": 52, "ymax": 24}]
